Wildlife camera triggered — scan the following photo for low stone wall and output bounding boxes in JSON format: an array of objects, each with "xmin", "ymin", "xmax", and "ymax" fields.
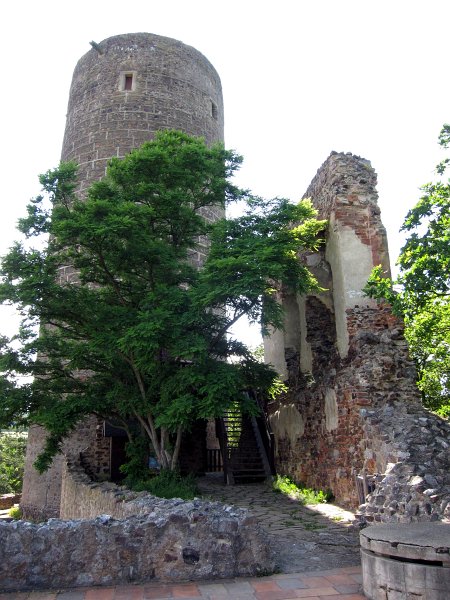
[
  {"xmin": 358, "ymin": 402, "xmax": 450, "ymax": 524},
  {"xmin": 0, "ymin": 506, "xmax": 273, "ymax": 591},
  {"xmin": 0, "ymin": 493, "xmax": 21, "ymax": 510},
  {"xmin": 59, "ymin": 457, "xmax": 157, "ymax": 520},
  {"xmin": 1, "ymin": 457, "xmax": 273, "ymax": 591}
]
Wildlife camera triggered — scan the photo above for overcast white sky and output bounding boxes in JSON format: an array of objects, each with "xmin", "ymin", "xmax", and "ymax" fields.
[{"xmin": 0, "ymin": 0, "xmax": 449, "ymax": 345}]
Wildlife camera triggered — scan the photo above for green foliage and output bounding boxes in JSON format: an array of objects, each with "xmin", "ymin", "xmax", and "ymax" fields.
[
  {"xmin": 251, "ymin": 344, "xmax": 265, "ymax": 363},
  {"xmin": 119, "ymin": 437, "xmax": 152, "ymax": 487},
  {"xmin": 8, "ymin": 505, "xmax": 22, "ymax": 520},
  {"xmin": 365, "ymin": 125, "xmax": 450, "ymax": 417},
  {"xmin": 267, "ymin": 377, "xmax": 288, "ymax": 401},
  {"xmin": 272, "ymin": 475, "xmax": 330, "ymax": 504},
  {"xmin": 129, "ymin": 469, "xmax": 198, "ymax": 500},
  {"xmin": 0, "ymin": 130, "xmax": 325, "ymax": 473},
  {"xmin": 0, "ymin": 431, "xmax": 27, "ymax": 493}
]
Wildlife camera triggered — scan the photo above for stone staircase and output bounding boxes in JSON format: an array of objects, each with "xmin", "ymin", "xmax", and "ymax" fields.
[{"xmin": 217, "ymin": 401, "xmax": 273, "ymax": 484}]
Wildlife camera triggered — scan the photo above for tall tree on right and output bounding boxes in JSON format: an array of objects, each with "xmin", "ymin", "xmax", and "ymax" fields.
[{"xmin": 366, "ymin": 125, "xmax": 450, "ymax": 417}]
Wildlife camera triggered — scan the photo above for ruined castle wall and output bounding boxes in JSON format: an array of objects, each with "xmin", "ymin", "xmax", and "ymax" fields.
[
  {"xmin": 21, "ymin": 32, "xmax": 224, "ymax": 521},
  {"xmin": 2, "ymin": 461, "xmax": 273, "ymax": 591},
  {"xmin": 21, "ymin": 417, "xmax": 110, "ymax": 521},
  {"xmin": 60, "ymin": 454, "xmax": 174, "ymax": 520},
  {"xmin": 266, "ymin": 153, "xmax": 424, "ymax": 508},
  {"xmin": 305, "ymin": 152, "xmax": 391, "ymax": 358},
  {"xmin": 358, "ymin": 402, "xmax": 449, "ymax": 524}
]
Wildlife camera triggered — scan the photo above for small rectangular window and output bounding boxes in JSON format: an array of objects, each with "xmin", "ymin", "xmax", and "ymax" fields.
[
  {"xmin": 211, "ymin": 101, "xmax": 218, "ymax": 120},
  {"xmin": 119, "ymin": 72, "xmax": 136, "ymax": 92},
  {"xmin": 124, "ymin": 74, "xmax": 133, "ymax": 91}
]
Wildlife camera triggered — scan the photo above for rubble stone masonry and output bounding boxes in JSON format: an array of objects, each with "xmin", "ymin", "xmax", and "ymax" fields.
[
  {"xmin": 265, "ymin": 152, "xmax": 449, "ymax": 520},
  {"xmin": 1, "ymin": 459, "xmax": 273, "ymax": 591},
  {"xmin": 20, "ymin": 34, "xmax": 449, "ymax": 527}
]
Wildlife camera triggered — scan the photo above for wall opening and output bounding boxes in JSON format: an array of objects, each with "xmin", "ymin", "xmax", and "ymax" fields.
[
  {"xmin": 119, "ymin": 72, "xmax": 136, "ymax": 92},
  {"xmin": 124, "ymin": 74, "xmax": 133, "ymax": 91},
  {"xmin": 211, "ymin": 100, "xmax": 218, "ymax": 120}
]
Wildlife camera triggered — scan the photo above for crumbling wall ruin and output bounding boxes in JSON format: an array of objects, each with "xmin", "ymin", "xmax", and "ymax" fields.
[
  {"xmin": 21, "ymin": 416, "xmax": 111, "ymax": 521},
  {"xmin": 265, "ymin": 152, "xmax": 449, "ymax": 519},
  {"xmin": 1, "ymin": 456, "xmax": 273, "ymax": 592},
  {"xmin": 359, "ymin": 402, "xmax": 449, "ymax": 523},
  {"xmin": 18, "ymin": 32, "xmax": 449, "ymax": 528},
  {"xmin": 0, "ymin": 507, "xmax": 273, "ymax": 592}
]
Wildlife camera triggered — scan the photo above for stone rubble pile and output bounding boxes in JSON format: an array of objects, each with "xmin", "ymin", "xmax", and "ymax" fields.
[{"xmin": 358, "ymin": 402, "xmax": 450, "ymax": 524}]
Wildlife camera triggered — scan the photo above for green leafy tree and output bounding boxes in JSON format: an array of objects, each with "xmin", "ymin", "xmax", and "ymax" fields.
[
  {"xmin": 0, "ymin": 130, "xmax": 325, "ymax": 472},
  {"xmin": 0, "ymin": 431, "xmax": 27, "ymax": 493},
  {"xmin": 366, "ymin": 125, "xmax": 450, "ymax": 417}
]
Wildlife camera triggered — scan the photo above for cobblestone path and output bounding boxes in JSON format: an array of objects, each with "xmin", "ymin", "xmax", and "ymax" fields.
[{"xmin": 196, "ymin": 474, "xmax": 361, "ymax": 573}]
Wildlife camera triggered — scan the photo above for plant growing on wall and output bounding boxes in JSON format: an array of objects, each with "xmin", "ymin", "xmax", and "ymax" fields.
[
  {"xmin": 0, "ymin": 131, "xmax": 325, "ymax": 471},
  {"xmin": 366, "ymin": 125, "xmax": 450, "ymax": 417}
]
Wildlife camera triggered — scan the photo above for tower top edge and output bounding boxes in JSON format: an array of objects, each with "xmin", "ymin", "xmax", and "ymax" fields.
[{"xmin": 75, "ymin": 32, "xmax": 222, "ymax": 84}]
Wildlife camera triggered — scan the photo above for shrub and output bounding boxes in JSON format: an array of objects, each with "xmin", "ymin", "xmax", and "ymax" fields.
[
  {"xmin": 8, "ymin": 505, "xmax": 22, "ymax": 520},
  {"xmin": 0, "ymin": 431, "xmax": 27, "ymax": 494},
  {"xmin": 130, "ymin": 469, "xmax": 198, "ymax": 500}
]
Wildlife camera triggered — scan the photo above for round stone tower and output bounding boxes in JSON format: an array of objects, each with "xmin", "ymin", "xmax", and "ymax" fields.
[
  {"xmin": 61, "ymin": 32, "xmax": 224, "ymax": 196},
  {"xmin": 21, "ymin": 33, "xmax": 225, "ymax": 521}
]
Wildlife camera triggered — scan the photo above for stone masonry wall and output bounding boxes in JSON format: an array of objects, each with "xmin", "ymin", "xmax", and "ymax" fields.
[
  {"xmin": 61, "ymin": 33, "xmax": 224, "ymax": 197},
  {"xmin": 60, "ymin": 454, "xmax": 167, "ymax": 520},
  {"xmin": 265, "ymin": 152, "xmax": 438, "ymax": 511},
  {"xmin": 358, "ymin": 402, "xmax": 450, "ymax": 524},
  {"xmin": 21, "ymin": 416, "xmax": 110, "ymax": 521},
  {"xmin": 0, "ymin": 509, "xmax": 273, "ymax": 592},
  {"xmin": 1, "ymin": 457, "xmax": 273, "ymax": 592}
]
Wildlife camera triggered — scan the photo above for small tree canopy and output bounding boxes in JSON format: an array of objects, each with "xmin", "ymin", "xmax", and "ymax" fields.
[
  {"xmin": 0, "ymin": 130, "xmax": 326, "ymax": 471},
  {"xmin": 365, "ymin": 125, "xmax": 450, "ymax": 417}
]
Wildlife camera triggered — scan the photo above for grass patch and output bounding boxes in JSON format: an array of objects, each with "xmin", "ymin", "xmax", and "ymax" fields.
[
  {"xmin": 129, "ymin": 469, "xmax": 198, "ymax": 500},
  {"xmin": 272, "ymin": 475, "xmax": 331, "ymax": 504},
  {"xmin": 302, "ymin": 522, "xmax": 326, "ymax": 530},
  {"xmin": 8, "ymin": 505, "xmax": 22, "ymax": 520}
]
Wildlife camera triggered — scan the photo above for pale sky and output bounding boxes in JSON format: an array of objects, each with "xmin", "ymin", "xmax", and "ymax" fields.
[{"xmin": 0, "ymin": 0, "xmax": 449, "ymax": 345}]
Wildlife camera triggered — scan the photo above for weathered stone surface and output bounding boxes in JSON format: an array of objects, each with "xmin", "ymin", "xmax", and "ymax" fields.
[
  {"xmin": 358, "ymin": 403, "xmax": 450, "ymax": 524},
  {"xmin": 264, "ymin": 151, "xmax": 449, "ymax": 525},
  {"xmin": 1, "ymin": 463, "xmax": 273, "ymax": 591},
  {"xmin": 0, "ymin": 493, "xmax": 20, "ymax": 510},
  {"xmin": 21, "ymin": 32, "xmax": 224, "ymax": 522},
  {"xmin": 361, "ymin": 523, "xmax": 450, "ymax": 599},
  {"xmin": 361, "ymin": 549, "xmax": 450, "ymax": 599},
  {"xmin": 360, "ymin": 523, "xmax": 450, "ymax": 562},
  {"xmin": 21, "ymin": 417, "xmax": 109, "ymax": 521}
]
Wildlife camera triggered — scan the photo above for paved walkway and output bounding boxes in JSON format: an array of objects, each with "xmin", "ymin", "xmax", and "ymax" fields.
[
  {"xmin": 0, "ymin": 476, "xmax": 365, "ymax": 598},
  {"xmin": 197, "ymin": 475, "xmax": 361, "ymax": 573},
  {"xmin": 0, "ymin": 567, "xmax": 364, "ymax": 599}
]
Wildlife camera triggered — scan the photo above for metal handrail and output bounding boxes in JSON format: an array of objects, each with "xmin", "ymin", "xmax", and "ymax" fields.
[
  {"xmin": 215, "ymin": 417, "xmax": 234, "ymax": 484},
  {"xmin": 246, "ymin": 390, "xmax": 276, "ymax": 475}
]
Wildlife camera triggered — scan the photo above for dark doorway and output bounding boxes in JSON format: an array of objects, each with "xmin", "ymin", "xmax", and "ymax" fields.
[{"xmin": 110, "ymin": 436, "xmax": 127, "ymax": 482}]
